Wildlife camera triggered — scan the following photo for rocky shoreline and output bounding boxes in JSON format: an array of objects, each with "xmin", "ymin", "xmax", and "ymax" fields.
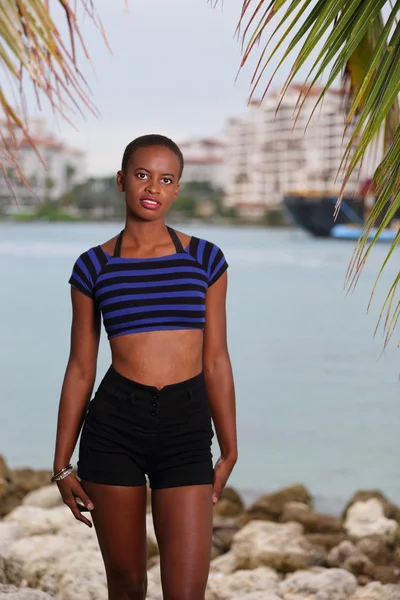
[{"xmin": 1, "ymin": 455, "xmax": 400, "ymax": 599}]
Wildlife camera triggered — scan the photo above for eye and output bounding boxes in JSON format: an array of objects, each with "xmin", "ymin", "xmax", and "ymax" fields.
[
  {"xmin": 162, "ymin": 177, "xmax": 172, "ymax": 184},
  {"xmin": 137, "ymin": 172, "xmax": 148, "ymax": 180}
]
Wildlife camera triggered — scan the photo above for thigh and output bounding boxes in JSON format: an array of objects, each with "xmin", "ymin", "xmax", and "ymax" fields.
[
  {"xmin": 81, "ymin": 481, "xmax": 148, "ymax": 580},
  {"xmin": 151, "ymin": 484, "xmax": 213, "ymax": 600}
]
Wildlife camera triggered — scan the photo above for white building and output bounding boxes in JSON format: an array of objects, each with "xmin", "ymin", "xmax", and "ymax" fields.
[
  {"xmin": 0, "ymin": 118, "xmax": 86, "ymax": 213},
  {"xmin": 179, "ymin": 138, "xmax": 227, "ymax": 190},
  {"xmin": 225, "ymin": 84, "xmax": 375, "ymax": 216}
]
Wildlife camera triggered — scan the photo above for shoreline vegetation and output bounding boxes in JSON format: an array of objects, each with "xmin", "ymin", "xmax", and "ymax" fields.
[
  {"xmin": 4, "ymin": 210, "xmax": 289, "ymax": 228},
  {"xmin": 1, "ymin": 455, "xmax": 400, "ymax": 599},
  {"xmin": 1, "ymin": 179, "xmax": 290, "ymax": 228}
]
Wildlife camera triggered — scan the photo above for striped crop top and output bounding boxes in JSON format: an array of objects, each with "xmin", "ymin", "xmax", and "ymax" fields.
[{"xmin": 68, "ymin": 227, "xmax": 228, "ymax": 339}]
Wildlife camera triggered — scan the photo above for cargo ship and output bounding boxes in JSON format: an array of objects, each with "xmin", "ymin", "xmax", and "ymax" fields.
[{"xmin": 283, "ymin": 190, "xmax": 399, "ymax": 242}]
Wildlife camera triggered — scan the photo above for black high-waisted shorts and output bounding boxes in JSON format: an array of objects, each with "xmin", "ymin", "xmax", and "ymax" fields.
[{"xmin": 77, "ymin": 366, "xmax": 214, "ymax": 489}]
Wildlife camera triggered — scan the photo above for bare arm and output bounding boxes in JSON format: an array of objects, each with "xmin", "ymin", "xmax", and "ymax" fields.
[
  {"xmin": 53, "ymin": 288, "xmax": 101, "ymax": 472},
  {"xmin": 203, "ymin": 271, "xmax": 237, "ymax": 502}
]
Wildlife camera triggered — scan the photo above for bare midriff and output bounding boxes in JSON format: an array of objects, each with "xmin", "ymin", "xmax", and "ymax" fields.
[{"xmin": 110, "ymin": 329, "xmax": 204, "ymax": 389}]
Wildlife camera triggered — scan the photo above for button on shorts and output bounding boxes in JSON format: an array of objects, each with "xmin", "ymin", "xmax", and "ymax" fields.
[{"xmin": 77, "ymin": 366, "xmax": 214, "ymax": 489}]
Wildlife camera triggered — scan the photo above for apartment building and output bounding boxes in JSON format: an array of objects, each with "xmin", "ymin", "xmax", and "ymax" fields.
[
  {"xmin": 225, "ymin": 84, "xmax": 372, "ymax": 217},
  {"xmin": 0, "ymin": 118, "xmax": 85, "ymax": 213},
  {"xmin": 179, "ymin": 138, "xmax": 227, "ymax": 190}
]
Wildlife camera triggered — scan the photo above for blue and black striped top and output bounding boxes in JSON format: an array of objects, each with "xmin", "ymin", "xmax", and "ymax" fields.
[{"xmin": 69, "ymin": 227, "xmax": 228, "ymax": 339}]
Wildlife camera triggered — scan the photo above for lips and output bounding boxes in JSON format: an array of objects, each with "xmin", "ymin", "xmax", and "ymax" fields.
[{"xmin": 139, "ymin": 197, "xmax": 161, "ymax": 210}]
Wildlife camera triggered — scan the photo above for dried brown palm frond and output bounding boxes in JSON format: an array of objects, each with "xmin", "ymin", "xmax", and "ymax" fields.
[{"xmin": 0, "ymin": 0, "xmax": 109, "ymax": 192}]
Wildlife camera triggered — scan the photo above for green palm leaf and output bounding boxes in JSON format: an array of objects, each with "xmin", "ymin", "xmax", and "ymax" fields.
[{"xmin": 227, "ymin": 0, "xmax": 400, "ymax": 348}]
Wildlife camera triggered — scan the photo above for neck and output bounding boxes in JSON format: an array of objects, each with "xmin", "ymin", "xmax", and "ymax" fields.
[{"xmin": 123, "ymin": 218, "xmax": 169, "ymax": 249}]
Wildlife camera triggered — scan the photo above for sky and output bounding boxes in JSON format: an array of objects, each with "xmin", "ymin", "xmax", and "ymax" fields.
[{"xmin": 18, "ymin": 0, "xmax": 320, "ymax": 176}]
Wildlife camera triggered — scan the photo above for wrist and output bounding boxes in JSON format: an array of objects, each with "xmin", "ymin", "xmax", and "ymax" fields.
[
  {"xmin": 51, "ymin": 464, "xmax": 73, "ymax": 483},
  {"xmin": 53, "ymin": 461, "xmax": 72, "ymax": 473}
]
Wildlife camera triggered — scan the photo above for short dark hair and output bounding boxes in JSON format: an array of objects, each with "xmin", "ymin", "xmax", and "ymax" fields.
[{"xmin": 121, "ymin": 134, "xmax": 184, "ymax": 179}]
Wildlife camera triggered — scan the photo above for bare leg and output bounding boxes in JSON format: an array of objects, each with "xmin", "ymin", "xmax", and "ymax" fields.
[
  {"xmin": 81, "ymin": 480, "xmax": 147, "ymax": 600},
  {"xmin": 151, "ymin": 484, "xmax": 213, "ymax": 600}
]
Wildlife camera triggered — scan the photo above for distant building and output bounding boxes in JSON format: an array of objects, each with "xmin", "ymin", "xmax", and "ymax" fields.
[
  {"xmin": 0, "ymin": 118, "xmax": 86, "ymax": 213},
  {"xmin": 224, "ymin": 84, "xmax": 377, "ymax": 217},
  {"xmin": 179, "ymin": 138, "xmax": 227, "ymax": 190}
]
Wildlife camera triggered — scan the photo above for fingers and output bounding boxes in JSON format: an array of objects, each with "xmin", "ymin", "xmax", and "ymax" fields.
[
  {"xmin": 66, "ymin": 499, "xmax": 93, "ymax": 527},
  {"xmin": 73, "ymin": 485, "xmax": 95, "ymax": 511},
  {"xmin": 212, "ymin": 470, "xmax": 227, "ymax": 505},
  {"xmin": 58, "ymin": 476, "xmax": 94, "ymax": 528},
  {"xmin": 212, "ymin": 487, "xmax": 220, "ymax": 505},
  {"xmin": 212, "ymin": 457, "xmax": 237, "ymax": 505}
]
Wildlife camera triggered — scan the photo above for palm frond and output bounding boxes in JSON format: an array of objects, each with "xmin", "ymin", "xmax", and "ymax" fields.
[
  {"xmin": 0, "ymin": 0, "xmax": 108, "ymax": 190},
  {"xmin": 225, "ymin": 0, "xmax": 400, "ymax": 347}
]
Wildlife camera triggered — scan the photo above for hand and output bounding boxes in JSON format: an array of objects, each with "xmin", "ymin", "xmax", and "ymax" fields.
[
  {"xmin": 56, "ymin": 474, "xmax": 94, "ymax": 527},
  {"xmin": 212, "ymin": 455, "xmax": 237, "ymax": 505}
]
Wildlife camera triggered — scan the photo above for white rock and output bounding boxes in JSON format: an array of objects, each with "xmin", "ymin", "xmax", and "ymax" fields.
[
  {"xmin": 4, "ymin": 507, "xmax": 73, "ymax": 537},
  {"xmin": 349, "ymin": 582, "xmax": 400, "ymax": 600},
  {"xmin": 231, "ymin": 520, "xmax": 314, "ymax": 572},
  {"xmin": 230, "ymin": 594, "xmax": 282, "ymax": 600},
  {"xmin": 1, "ymin": 535, "xmax": 78, "ymax": 587},
  {"xmin": 22, "ymin": 486, "xmax": 63, "ymax": 509},
  {"xmin": 328, "ymin": 541, "xmax": 358, "ymax": 566},
  {"xmin": 279, "ymin": 567, "xmax": 358, "ymax": 600},
  {"xmin": 209, "ymin": 551, "xmax": 236, "ymax": 574},
  {"xmin": 42, "ymin": 549, "xmax": 107, "ymax": 600},
  {"xmin": 147, "ymin": 562, "xmax": 161, "ymax": 585},
  {"xmin": 0, "ymin": 523, "xmax": 22, "ymax": 554},
  {"xmin": 207, "ymin": 566, "xmax": 280, "ymax": 600},
  {"xmin": 57, "ymin": 522, "xmax": 99, "ymax": 551},
  {"xmin": 1, "ymin": 527, "xmax": 101, "ymax": 591},
  {"xmin": 327, "ymin": 540, "xmax": 372, "ymax": 574},
  {"xmin": 146, "ymin": 513, "xmax": 158, "ymax": 548},
  {"xmin": 147, "ymin": 569, "xmax": 163, "ymax": 600},
  {"xmin": 344, "ymin": 499, "xmax": 398, "ymax": 542},
  {"xmin": 0, "ymin": 584, "xmax": 54, "ymax": 599},
  {"xmin": 0, "ymin": 557, "xmax": 5, "ymax": 585}
]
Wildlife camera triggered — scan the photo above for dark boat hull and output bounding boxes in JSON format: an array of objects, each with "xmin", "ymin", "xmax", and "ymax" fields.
[{"xmin": 283, "ymin": 194, "xmax": 364, "ymax": 237}]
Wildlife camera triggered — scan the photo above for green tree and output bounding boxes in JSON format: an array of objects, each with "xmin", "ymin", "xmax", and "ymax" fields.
[
  {"xmin": 65, "ymin": 164, "xmax": 77, "ymax": 190},
  {"xmin": 264, "ymin": 208, "xmax": 287, "ymax": 227},
  {"xmin": 44, "ymin": 176, "xmax": 55, "ymax": 201},
  {"xmin": 34, "ymin": 201, "xmax": 75, "ymax": 221},
  {"xmin": 175, "ymin": 181, "xmax": 223, "ymax": 216},
  {"xmin": 60, "ymin": 177, "xmax": 126, "ymax": 219},
  {"xmin": 171, "ymin": 194, "xmax": 197, "ymax": 214}
]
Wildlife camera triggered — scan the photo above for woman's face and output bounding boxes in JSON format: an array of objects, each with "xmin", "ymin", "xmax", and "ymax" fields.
[{"xmin": 117, "ymin": 145, "xmax": 180, "ymax": 221}]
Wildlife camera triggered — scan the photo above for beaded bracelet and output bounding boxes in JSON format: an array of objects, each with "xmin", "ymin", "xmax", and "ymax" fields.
[{"xmin": 51, "ymin": 464, "xmax": 73, "ymax": 483}]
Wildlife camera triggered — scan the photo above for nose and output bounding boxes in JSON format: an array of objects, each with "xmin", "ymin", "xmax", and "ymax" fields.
[{"xmin": 144, "ymin": 180, "xmax": 160, "ymax": 195}]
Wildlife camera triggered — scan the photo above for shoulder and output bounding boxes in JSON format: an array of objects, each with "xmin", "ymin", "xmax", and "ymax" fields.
[
  {"xmin": 99, "ymin": 234, "xmax": 119, "ymax": 256},
  {"xmin": 173, "ymin": 228, "xmax": 220, "ymax": 260},
  {"xmin": 69, "ymin": 245, "xmax": 108, "ymax": 298},
  {"xmin": 186, "ymin": 235, "xmax": 228, "ymax": 287},
  {"xmin": 171, "ymin": 229, "xmax": 192, "ymax": 250},
  {"xmin": 72, "ymin": 245, "xmax": 108, "ymax": 274}
]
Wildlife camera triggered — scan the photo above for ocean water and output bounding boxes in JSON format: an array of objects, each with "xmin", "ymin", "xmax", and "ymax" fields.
[{"xmin": 0, "ymin": 222, "xmax": 398, "ymax": 513}]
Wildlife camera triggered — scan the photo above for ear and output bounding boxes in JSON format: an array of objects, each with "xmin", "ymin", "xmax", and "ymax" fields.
[{"xmin": 116, "ymin": 170, "xmax": 125, "ymax": 192}]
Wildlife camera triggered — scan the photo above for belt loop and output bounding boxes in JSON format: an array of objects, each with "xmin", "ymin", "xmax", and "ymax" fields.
[{"xmin": 188, "ymin": 389, "xmax": 193, "ymax": 401}]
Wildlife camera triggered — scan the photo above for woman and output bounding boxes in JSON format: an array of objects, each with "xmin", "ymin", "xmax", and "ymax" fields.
[{"xmin": 53, "ymin": 134, "xmax": 237, "ymax": 600}]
